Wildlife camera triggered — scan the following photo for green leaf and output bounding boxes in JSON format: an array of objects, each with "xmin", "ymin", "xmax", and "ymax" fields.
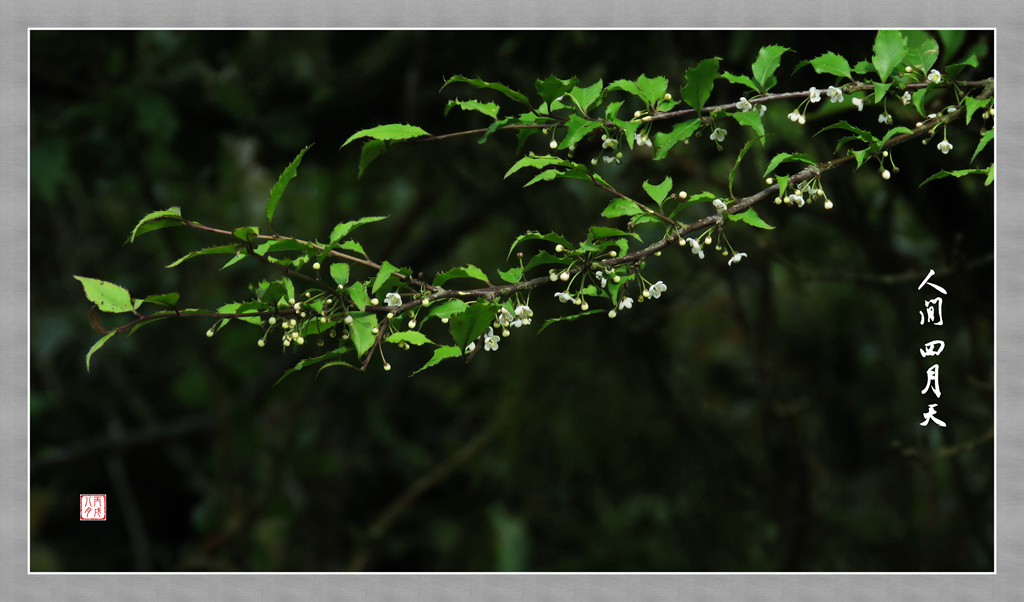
[
  {"xmin": 601, "ymin": 197, "xmax": 643, "ymax": 218},
  {"xmin": 720, "ymin": 71, "xmax": 760, "ymax": 94},
  {"xmin": 166, "ymin": 244, "xmax": 237, "ymax": 268},
  {"xmin": 128, "ymin": 207, "xmax": 183, "ymax": 243},
  {"xmin": 567, "ymin": 79, "xmax": 603, "ymax": 114},
  {"xmin": 763, "ymin": 152, "xmax": 817, "ymax": 177},
  {"xmin": 449, "ymin": 302, "xmax": 498, "ymax": 350},
  {"xmin": 604, "ymin": 100, "xmax": 624, "ymax": 120},
  {"xmin": 537, "ymin": 310, "xmax": 603, "ymax": 334},
  {"xmin": 523, "ymin": 251, "xmax": 572, "ymax": 273},
  {"xmin": 266, "ymin": 144, "xmax": 312, "ymax": 225},
  {"xmin": 808, "ymin": 52, "xmax": 853, "ymax": 81},
  {"xmin": 728, "ymin": 110, "xmax": 765, "ymax": 141},
  {"xmin": 653, "ymin": 119, "xmax": 701, "ymax": 160},
  {"xmin": 426, "ymin": 299, "xmax": 469, "ymax": 320},
  {"xmin": 972, "ymin": 129, "xmax": 994, "ymax": 163},
  {"xmin": 504, "ymin": 154, "xmax": 568, "ymax": 179},
  {"xmin": 274, "ymin": 348, "xmax": 347, "ymax": 386},
  {"xmin": 412, "ymin": 345, "xmax": 464, "ymax": 375},
  {"xmin": 920, "ymin": 167, "xmax": 991, "ymax": 187},
  {"xmin": 342, "ymin": 124, "xmax": 430, "ymax": 147},
  {"xmin": 729, "ymin": 137, "xmax": 761, "ymax": 198},
  {"xmin": 752, "ymin": 45, "xmax": 791, "ymax": 92},
  {"xmin": 817, "ymin": 121, "xmax": 877, "ymax": 145},
  {"xmin": 559, "ymin": 114, "xmax": 602, "ymax": 150},
  {"xmin": 964, "ymin": 96, "xmax": 991, "ymax": 125},
  {"xmin": 253, "ymin": 239, "xmax": 315, "ymax": 256},
  {"xmin": 141, "ymin": 292, "xmax": 180, "ymax": 307},
  {"xmin": 728, "ymin": 208, "xmax": 774, "ymax": 230},
  {"xmin": 872, "ymin": 30, "xmax": 908, "ymax": 83},
  {"xmin": 329, "ymin": 215, "xmax": 388, "ymax": 243},
  {"xmin": 872, "ymin": 82, "xmax": 893, "ymax": 104},
  {"xmin": 611, "ymin": 117, "xmax": 642, "ymax": 150},
  {"xmin": 330, "ymin": 263, "xmax": 350, "ymax": 288},
  {"xmin": 606, "ymin": 79, "xmax": 640, "ymax": 96},
  {"xmin": 536, "ymin": 75, "xmax": 579, "ymax": 110},
  {"xmin": 938, "ymin": 31, "xmax": 966, "ymax": 63},
  {"xmin": 372, "ymin": 261, "xmax": 401, "ymax": 294},
  {"xmin": 680, "ymin": 58, "xmax": 720, "ymax": 112},
  {"xmin": 357, "ymin": 139, "xmax": 388, "ymax": 179},
  {"xmin": 879, "ymin": 126, "xmax": 915, "ymax": 148},
  {"xmin": 636, "ymin": 74, "xmax": 668, "ymax": 107},
  {"xmin": 496, "ymin": 267, "xmax": 523, "ymax": 284},
  {"xmin": 387, "ymin": 331, "xmax": 433, "ymax": 346},
  {"xmin": 588, "ymin": 226, "xmax": 638, "ymax": 241},
  {"xmin": 444, "ymin": 98, "xmax": 500, "ymax": 120},
  {"xmin": 433, "ymin": 265, "xmax": 491, "ymax": 288},
  {"xmin": 902, "ymin": 30, "xmax": 940, "ymax": 74},
  {"xmin": 232, "ymin": 226, "xmax": 259, "ymax": 242},
  {"xmin": 507, "ymin": 231, "xmax": 571, "ymax": 259},
  {"xmin": 642, "ymin": 176, "xmax": 673, "ymax": 206},
  {"xmin": 74, "ymin": 276, "xmax": 137, "ymax": 313},
  {"xmin": 86, "ymin": 331, "xmax": 116, "ymax": 372},
  {"xmin": 347, "ymin": 281, "xmax": 369, "ymax": 311},
  {"xmin": 441, "ymin": 75, "xmax": 531, "ymax": 107},
  {"xmin": 349, "ymin": 313, "xmax": 379, "ymax": 357}
]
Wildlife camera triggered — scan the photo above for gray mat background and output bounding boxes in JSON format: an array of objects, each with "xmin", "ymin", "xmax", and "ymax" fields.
[{"xmin": 8, "ymin": 2, "xmax": 1017, "ymax": 600}]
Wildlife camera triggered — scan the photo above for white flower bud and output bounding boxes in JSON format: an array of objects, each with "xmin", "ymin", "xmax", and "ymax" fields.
[
  {"xmin": 371, "ymin": 298, "xmax": 379, "ymax": 306},
  {"xmin": 206, "ymin": 329, "xmax": 214, "ymax": 338},
  {"xmin": 408, "ymin": 319, "xmax": 417, "ymax": 329},
  {"xmin": 386, "ymin": 312, "xmax": 394, "ymax": 320},
  {"xmin": 269, "ymin": 317, "xmax": 277, "ymax": 326},
  {"xmin": 344, "ymin": 315, "xmax": 353, "ymax": 325},
  {"xmin": 313, "ymin": 262, "xmax": 321, "ymax": 270},
  {"xmin": 882, "ymin": 170, "xmax": 891, "ymax": 180},
  {"xmin": 559, "ymin": 272, "xmax": 570, "ymax": 282},
  {"xmin": 608, "ymin": 309, "xmax": 617, "ymax": 319},
  {"xmin": 257, "ymin": 339, "xmax": 265, "ymax": 347},
  {"xmin": 383, "ymin": 363, "xmax": 391, "ymax": 371},
  {"xmin": 633, "ymin": 110, "xmax": 642, "ymax": 119},
  {"xmin": 612, "ymin": 275, "xmax": 621, "ymax": 283},
  {"xmin": 581, "ymin": 302, "xmax": 589, "ymax": 311},
  {"xmin": 549, "ymin": 139, "xmax": 558, "ymax": 149},
  {"xmin": 549, "ymin": 272, "xmax": 559, "ymax": 282},
  {"xmin": 555, "ymin": 244, "xmax": 564, "ymax": 253},
  {"xmin": 824, "ymin": 200, "xmax": 834, "ymax": 210},
  {"xmin": 441, "ymin": 317, "xmax": 449, "ymax": 324},
  {"xmin": 372, "ymin": 327, "xmax": 379, "ymax": 335},
  {"xmin": 678, "ymin": 190, "xmax": 687, "ymax": 200}
]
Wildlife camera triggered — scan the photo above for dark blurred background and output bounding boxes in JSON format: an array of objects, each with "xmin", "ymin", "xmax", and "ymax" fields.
[{"xmin": 29, "ymin": 30, "xmax": 993, "ymax": 571}]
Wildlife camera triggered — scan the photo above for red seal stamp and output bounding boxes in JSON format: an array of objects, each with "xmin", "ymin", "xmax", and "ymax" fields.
[{"xmin": 80, "ymin": 494, "xmax": 106, "ymax": 521}]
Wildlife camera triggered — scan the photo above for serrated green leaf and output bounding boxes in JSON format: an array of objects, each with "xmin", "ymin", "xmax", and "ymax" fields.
[
  {"xmin": 680, "ymin": 58, "xmax": 720, "ymax": 112},
  {"xmin": 537, "ymin": 310, "xmax": 603, "ymax": 334},
  {"xmin": 972, "ymin": 129, "xmax": 994, "ymax": 163},
  {"xmin": 372, "ymin": 261, "xmax": 401, "ymax": 294},
  {"xmin": 141, "ymin": 292, "xmax": 180, "ymax": 307},
  {"xmin": 601, "ymin": 197, "xmax": 643, "ymax": 218},
  {"xmin": 386, "ymin": 331, "xmax": 433, "ymax": 346},
  {"xmin": 589, "ymin": 226, "xmax": 638, "ymax": 241},
  {"xmin": 449, "ymin": 302, "xmax": 498, "ymax": 350},
  {"xmin": 253, "ymin": 239, "xmax": 315, "ymax": 256},
  {"xmin": 128, "ymin": 207, "xmax": 183, "ymax": 243},
  {"xmin": 357, "ymin": 139, "xmax": 388, "ymax": 179},
  {"xmin": 412, "ymin": 345, "xmax": 464, "ymax": 375},
  {"xmin": 653, "ymin": 119, "xmax": 701, "ymax": 160},
  {"xmin": 444, "ymin": 98, "xmax": 500, "ymax": 120},
  {"xmin": 559, "ymin": 114, "xmax": 602, "ymax": 150},
  {"xmin": 524, "ymin": 169, "xmax": 561, "ymax": 187},
  {"xmin": 809, "ymin": 52, "xmax": 852, "ymax": 81},
  {"xmin": 441, "ymin": 75, "xmax": 531, "ymax": 107},
  {"xmin": 508, "ymin": 232, "xmax": 572, "ymax": 259},
  {"xmin": 426, "ymin": 299, "xmax": 469, "ymax": 320},
  {"xmin": 329, "ymin": 215, "xmax": 388, "ymax": 243},
  {"xmin": 606, "ymin": 79, "xmax": 640, "ymax": 96},
  {"xmin": 964, "ymin": 96, "xmax": 990, "ymax": 125},
  {"xmin": 611, "ymin": 117, "xmax": 642, "ymax": 150},
  {"xmin": 902, "ymin": 30, "xmax": 940, "ymax": 74},
  {"xmin": 274, "ymin": 348, "xmax": 347, "ymax": 386},
  {"xmin": 604, "ymin": 100, "xmax": 624, "ymax": 120},
  {"xmin": 817, "ymin": 121, "xmax": 877, "ymax": 145},
  {"xmin": 342, "ymin": 124, "xmax": 430, "ymax": 148},
  {"xmin": 938, "ymin": 31, "xmax": 966, "ymax": 63},
  {"xmin": 636, "ymin": 74, "xmax": 668, "ymax": 107},
  {"xmin": 497, "ymin": 267, "xmax": 523, "ymax": 284},
  {"xmin": 567, "ymin": 79, "xmax": 603, "ymax": 114},
  {"xmin": 74, "ymin": 276, "xmax": 136, "ymax": 313},
  {"xmin": 330, "ymin": 263, "xmax": 350, "ymax": 287},
  {"xmin": 945, "ymin": 54, "xmax": 980, "ymax": 80},
  {"xmin": 728, "ymin": 110, "xmax": 765, "ymax": 141},
  {"xmin": 720, "ymin": 71, "xmax": 760, "ymax": 94},
  {"xmin": 523, "ymin": 251, "xmax": 572, "ymax": 273},
  {"xmin": 347, "ymin": 281, "xmax": 369, "ymax": 311},
  {"xmin": 729, "ymin": 137, "xmax": 760, "ymax": 198},
  {"xmin": 763, "ymin": 152, "xmax": 817, "ymax": 177},
  {"xmin": 233, "ymin": 226, "xmax": 260, "ymax": 242},
  {"xmin": 266, "ymin": 144, "xmax": 312, "ymax": 225},
  {"xmin": 86, "ymin": 331, "xmax": 116, "ymax": 372},
  {"xmin": 920, "ymin": 167, "xmax": 991, "ymax": 187},
  {"xmin": 504, "ymin": 154, "xmax": 568, "ymax": 179},
  {"xmin": 880, "ymin": 126, "xmax": 914, "ymax": 148},
  {"xmin": 752, "ymin": 45, "xmax": 791, "ymax": 92},
  {"xmin": 872, "ymin": 30, "xmax": 908, "ymax": 83},
  {"xmin": 873, "ymin": 82, "xmax": 892, "ymax": 104},
  {"xmin": 349, "ymin": 313, "xmax": 379, "ymax": 357},
  {"xmin": 727, "ymin": 208, "xmax": 774, "ymax": 230},
  {"xmin": 642, "ymin": 176, "xmax": 673, "ymax": 206},
  {"xmin": 536, "ymin": 75, "xmax": 579, "ymax": 110},
  {"xmin": 433, "ymin": 265, "xmax": 491, "ymax": 288}
]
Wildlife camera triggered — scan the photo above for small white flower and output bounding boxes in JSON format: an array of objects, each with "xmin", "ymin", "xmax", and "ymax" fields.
[
  {"xmin": 852, "ymin": 97, "xmax": 864, "ymax": 111},
  {"xmin": 736, "ymin": 97, "xmax": 753, "ymax": 112},
  {"xmin": 937, "ymin": 139, "xmax": 953, "ymax": 154},
  {"xmin": 554, "ymin": 291, "xmax": 573, "ymax": 304},
  {"xmin": 466, "ymin": 341, "xmax": 476, "ymax": 353},
  {"xmin": 713, "ymin": 199, "xmax": 728, "ymax": 212},
  {"xmin": 497, "ymin": 307, "xmax": 514, "ymax": 328},
  {"xmin": 602, "ymin": 138, "xmax": 617, "ymax": 149},
  {"xmin": 595, "ymin": 270, "xmax": 607, "ymax": 288},
  {"xmin": 827, "ymin": 86, "xmax": 843, "ymax": 103},
  {"xmin": 808, "ymin": 87, "xmax": 821, "ymax": 103},
  {"xmin": 728, "ymin": 252, "xmax": 748, "ymax": 266},
  {"xmin": 709, "ymin": 128, "xmax": 727, "ymax": 142},
  {"xmin": 687, "ymin": 238, "xmax": 705, "ymax": 259},
  {"xmin": 878, "ymin": 113, "xmax": 893, "ymax": 125},
  {"xmin": 618, "ymin": 296, "xmax": 633, "ymax": 310},
  {"xmin": 484, "ymin": 328, "xmax": 500, "ymax": 351},
  {"xmin": 384, "ymin": 292, "xmax": 402, "ymax": 307},
  {"xmin": 602, "ymin": 155, "xmax": 615, "ymax": 164},
  {"xmin": 757, "ymin": 103, "xmax": 767, "ymax": 117},
  {"xmin": 649, "ymin": 281, "xmax": 667, "ymax": 299},
  {"xmin": 788, "ymin": 110, "xmax": 801, "ymax": 122},
  {"xmin": 901, "ymin": 91, "xmax": 912, "ymax": 106},
  {"xmin": 927, "ymin": 69, "xmax": 942, "ymax": 84}
]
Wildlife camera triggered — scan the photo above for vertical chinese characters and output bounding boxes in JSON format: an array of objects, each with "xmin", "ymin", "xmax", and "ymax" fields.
[{"xmin": 918, "ymin": 269, "xmax": 947, "ymax": 427}]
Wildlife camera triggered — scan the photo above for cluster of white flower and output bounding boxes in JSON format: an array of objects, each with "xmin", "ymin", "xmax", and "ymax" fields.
[
  {"xmin": 735, "ymin": 96, "xmax": 767, "ymax": 116},
  {"xmin": 788, "ymin": 110, "xmax": 806, "ymax": 125}
]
